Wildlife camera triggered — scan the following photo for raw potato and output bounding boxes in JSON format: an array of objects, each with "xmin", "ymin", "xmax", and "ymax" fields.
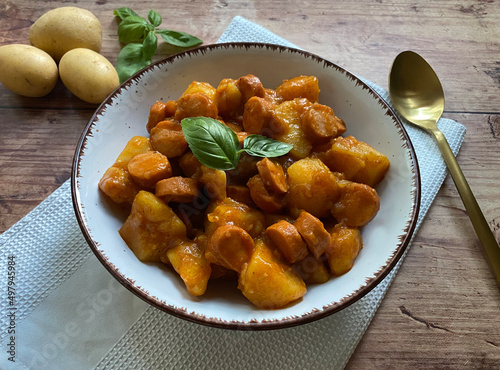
[
  {"xmin": 29, "ymin": 7, "xmax": 102, "ymax": 61},
  {"xmin": 59, "ymin": 48, "xmax": 119, "ymax": 104},
  {"xmin": 0, "ymin": 44, "xmax": 58, "ymax": 97}
]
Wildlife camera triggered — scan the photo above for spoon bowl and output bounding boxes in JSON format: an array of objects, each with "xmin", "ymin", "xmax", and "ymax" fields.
[
  {"xmin": 389, "ymin": 51, "xmax": 445, "ymax": 130},
  {"xmin": 389, "ymin": 50, "xmax": 500, "ymax": 285}
]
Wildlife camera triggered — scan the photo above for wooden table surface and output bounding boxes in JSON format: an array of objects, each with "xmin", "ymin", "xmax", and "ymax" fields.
[{"xmin": 1, "ymin": 0, "xmax": 499, "ymax": 368}]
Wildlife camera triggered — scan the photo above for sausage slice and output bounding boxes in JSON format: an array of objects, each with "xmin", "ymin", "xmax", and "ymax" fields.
[
  {"xmin": 205, "ymin": 224, "xmax": 255, "ymax": 273},
  {"xmin": 155, "ymin": 176, "xmax": 199, "ymax": 203},
  {"xmin": 127, "ymin": 151, "xmax": 172, "ymax": 188},
  {"xmin": 265, "ymin": 220, "xmax": 308, "ymax": 264},
  {"xmin": 247, "ymin": 174, "xmax": 286, "ymax": 213},
  {"xmin": 293, "ymin": 211, "xmax": 330, "ymax": 259},
  {"xmin": 256, "ymin": 158, "xmax": 288, "ymax": 194}
]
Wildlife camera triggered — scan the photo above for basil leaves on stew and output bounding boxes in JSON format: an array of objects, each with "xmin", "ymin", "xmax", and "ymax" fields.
[{"xmin": 181, "ymin": 117, "xmax": 293, "ymax": 170}]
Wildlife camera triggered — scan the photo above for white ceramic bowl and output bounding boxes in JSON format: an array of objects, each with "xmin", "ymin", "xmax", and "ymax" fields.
[{"xmin": 72, "ymin": 43, "xmax": 420, "ymax": 330}]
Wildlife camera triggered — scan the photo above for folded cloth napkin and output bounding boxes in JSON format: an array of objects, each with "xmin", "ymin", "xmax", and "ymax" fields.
[{"xmin": 0, "ymin": 16, "xmax": 466, "ymax": 370}]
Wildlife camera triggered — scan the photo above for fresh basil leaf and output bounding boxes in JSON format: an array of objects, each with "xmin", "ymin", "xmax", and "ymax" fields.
[
  {"xmin": 156, "ymin": 29, "xmax": 203, "ymax": 47},
  {"xmin": 142, "ymin": 31, "xmax": 158, "ymax": 62},
  {"xmin": 181, "ymin": 117, "xmax": 240, "ymax": 171},
  {"xmin": 116, "ymin": 43, "xmax": 150, "ymax": 83},
  {"xmin": 148, "ymin": 9, "xmax": 162, "ymax": 27},
  {"xmin": 118, "ymin": 16, "xmax": 150, "ymax": 43},
  {"xmin": 242, "ymin": 135, "xmax": 293, "ymax": 158},
  {"xmin": 113, "ymin": 7, "xmax": 139, "ymax": 21}
]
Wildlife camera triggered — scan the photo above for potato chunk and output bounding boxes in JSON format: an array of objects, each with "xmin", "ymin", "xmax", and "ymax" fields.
[
  {"xmin": 113, "ymin": 136, "xmax": 152, "ymax": 170},
  {"xmin": 215, "ymin": 78, "xmax": 243, "ymax": 119},
  {"xmin": 325, "ymin": 223, "xmax": 363, "ymax": 276},
  {"xmin": 276, "ymin": 75, "xmax": 320, "ymax": 103},
  {"xmin": 199, "ymin": 166, "xmax": 227, "ymax": 201},
  {"xmin": 238, "ymin": 239, "xmax": 307, "ymax": 309},
  {"xmin": 294, "ymin": 254, "xmax": 330, "ymax": 284},
  {"xmin": 274, "ymin": 99, "xmax": 313, "ymax": 159},
  {"xmin": 174, "ymin": 92, "xmax": 218, "ymax": 120},
  {"xmin": 317, "ymin": 136, "xmax": 390, "ymax": 187},
  {"xmin": 119, "ymin": 191, "xmax": 187, "ymax": 262},
  {"xmin": 286, "ymin": 157, "xmax": 340, "ymax": 218},
  {"xmin": 165, "ymin": 239, "xmax": 211, "ymax": 296},
  {"xmin": 206, "ymin": 197, "xmax": 265, "ymax": 238},
  {"xmin": 98, "ymin": 166, "xmax": 141, "ymax": 204},
  {"xmin": 181, "ymin": 81, "xmax": 217, "ymax": 101}
]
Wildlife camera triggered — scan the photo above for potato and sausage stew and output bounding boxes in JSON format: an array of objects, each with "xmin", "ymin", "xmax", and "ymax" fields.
[{"xmin": 98, "ymin": 75, "xmax": 390, "ymax": 309}]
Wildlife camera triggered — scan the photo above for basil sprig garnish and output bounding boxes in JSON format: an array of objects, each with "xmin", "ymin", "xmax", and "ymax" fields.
[
  {"xmin": 181, "ymin": 117, "xmax": 293, "ymax": 170},
  {"xmin": 113, "ymin": 7, "xmax": 203, "ymax": 83},
  {"xmin": 181, "ymin": 117, "xmax": 241, "ymax": 171}
]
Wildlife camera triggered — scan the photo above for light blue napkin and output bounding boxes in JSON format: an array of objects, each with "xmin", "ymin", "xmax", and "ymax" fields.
[{"xmin": 0, "ymin": 16, "xmax": 466, "ymax": 370}]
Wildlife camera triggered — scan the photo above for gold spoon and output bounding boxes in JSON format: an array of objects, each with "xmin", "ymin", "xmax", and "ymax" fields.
[{"xmin": 389, "ymin": 50, "xmax": 500, "ymax": 285}]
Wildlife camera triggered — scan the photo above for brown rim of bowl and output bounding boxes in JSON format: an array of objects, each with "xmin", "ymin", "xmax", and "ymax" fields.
[{"xmin": 71, "ymin": 42, "xmax": 421, "ymax": 331}]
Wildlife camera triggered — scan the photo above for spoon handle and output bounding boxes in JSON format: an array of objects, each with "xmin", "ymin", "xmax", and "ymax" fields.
[{"xmin": 431, "ymin": 128, "xmax": 500, "ymax": 285}]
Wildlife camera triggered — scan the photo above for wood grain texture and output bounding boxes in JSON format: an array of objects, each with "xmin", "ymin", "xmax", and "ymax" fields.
[{"xmin": 1, "ymin": 0, "xmax": 499, "ymax": 368}]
